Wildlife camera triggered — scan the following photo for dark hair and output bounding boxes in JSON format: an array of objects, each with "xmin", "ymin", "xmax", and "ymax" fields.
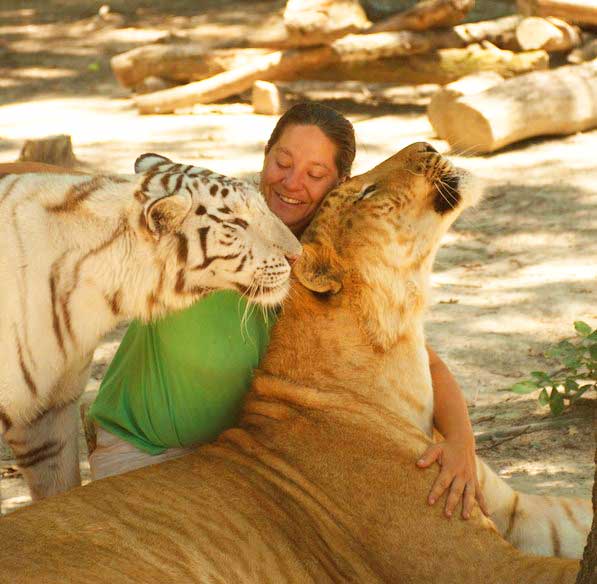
[{"xmin": 265, "ymin": 102, "xmax": 356, "ymax": 180}]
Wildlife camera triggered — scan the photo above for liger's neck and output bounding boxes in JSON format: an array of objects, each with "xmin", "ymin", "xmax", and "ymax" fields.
[{"xmin": 258, "ymin": 281, "xmax": 435, "ymax": 435}]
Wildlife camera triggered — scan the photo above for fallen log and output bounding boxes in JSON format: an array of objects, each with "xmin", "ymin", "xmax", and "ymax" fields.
[
  {"xmin": 568, "ymin": 34, "xmax": 597, "ymax": 62},
  {"xmin": 111, "ymin": 45, "xmax": 272, "ymax": 89},
  {"xmin": 135, "ymin": 41, "xmax": 547, "ymax": 114},
  {"xmin": 301, "ymin": 45, "xmax": 548, "ymax": 85},
  {"xmin": 134, "ymin": 46, "xmax": 336, "ymax": 114},
  {"xmin": 451, "ymin": 14, "xmax": 524, "ymax": 50},
  {"xmin": 369, "ymin": 0, "xmax": 475, "ymax": 33},
  {"xmin": 280, "ymin": 80, "xmax": 440, "ymax": 105},
  {"xmin": 517, "ymin": 0, "xmax": 597, "ymax": 27},
  {"xmin": 427, "ymin": 71, "xmax": 504, "ymax": 138},
  {"xmin": 429, "ymin": 58, "xmax": 597, "ymax": 153},
  {"xmin": 115, "ymin": 15, "xmax": 524, "ymax": 92},
  {"xmin": 516, "ymin": 16, "xmax": 581, "ymax": 52},
  {"xmin": 283, "ymin": 0, "xmax": 370, "ymax": 46}
]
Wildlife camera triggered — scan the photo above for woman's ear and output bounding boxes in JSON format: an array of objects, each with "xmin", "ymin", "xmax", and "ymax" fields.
[{"xmin": 293, "ymin": 243, "xmax": 343, "ymax": 294}]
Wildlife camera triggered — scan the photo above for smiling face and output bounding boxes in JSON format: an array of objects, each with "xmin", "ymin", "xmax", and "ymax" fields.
[{"xmin": 261, "ymin": 124, "xmax": 341, "ymax": 236}]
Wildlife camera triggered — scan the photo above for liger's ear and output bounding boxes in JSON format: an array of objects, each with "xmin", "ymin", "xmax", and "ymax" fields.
[
  {"xmin": 144, "ymin": 193, "xmax": 192, "ymax": 238},
  {"xmin": 293, "ymin": 244, "xmax": 343, "ymax": 294},
  {"xmin": 134, "ymin": 153, "xmax": 173, "ymax": 174}
]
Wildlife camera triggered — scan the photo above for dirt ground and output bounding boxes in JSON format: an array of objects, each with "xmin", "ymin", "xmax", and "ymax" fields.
[{"xmin": 0, "ymin": 0, "xmax": 595, "ymax": 515}]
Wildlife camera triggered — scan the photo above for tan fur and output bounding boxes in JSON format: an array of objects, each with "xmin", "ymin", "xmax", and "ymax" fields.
[
  {"xmin": 0, "ymin": 144, "xmax": 585, "ymax": 583},
  {"xmin": 0, "ymin": 154, "xmax": 300, "ymax": 501},
  {"xmin": 0, "ymin": 162, "xmax": 85, "ymax": 175}
]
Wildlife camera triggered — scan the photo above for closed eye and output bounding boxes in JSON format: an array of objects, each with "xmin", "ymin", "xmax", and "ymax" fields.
[{"xmin": 356, "ymin": 184, "xmax": 377, "ymax": 202}]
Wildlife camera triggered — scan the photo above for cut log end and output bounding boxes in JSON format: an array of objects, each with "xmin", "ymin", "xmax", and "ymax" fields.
[
  {"xmin": 252, "ymin": 80, "xmax": 288, "ymax": 115},
  {"xmin": 18, "ymin": 135, "xmax": 77, "ymax": 166},
  {"xmin": 516, "ymin": 16, "xmax": 581, "ymax": 52}
]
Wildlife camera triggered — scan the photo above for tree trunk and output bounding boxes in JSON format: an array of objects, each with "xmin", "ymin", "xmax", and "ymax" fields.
[
  {"xmin": 429, "ymin": 58, "xmax": 597, "ymax": 153},
  {"xmin": 517, "ymin": 0, "xmax": 597, "ymax": 27},
  {"xmin": 369, "ymin": 0, "xmax": 475, "ymax": 33},
  {"xmin": 300, "ymin": 45, "xmax": 547, "ymax": 85},
  {"xmin": 516, "ymin": 16, "xmax": 582, "ymax": 52},
  {"xmin": 134, "ymin": 46, "xmax": 336, "ymax": 114},
  {"xmin": 283, "ymin": 0, "xmax": 370, "ymax": 46},
  {"xmin": 575, "ymin": 445, "xmax": 596, "ymax": 583}
]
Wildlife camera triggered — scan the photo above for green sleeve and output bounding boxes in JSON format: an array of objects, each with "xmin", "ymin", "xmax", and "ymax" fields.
[{"xmin": 89, "ymin": 291, "xmax": 276, "ymax": 454}]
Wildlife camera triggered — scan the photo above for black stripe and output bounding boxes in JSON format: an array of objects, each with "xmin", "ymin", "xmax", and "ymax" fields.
[
  {"xmin": 234, "ymin": 254, "xmax": 248, "ymax": 273},
  {"xmin": 16, "ymin": 334, "xmax": 37, "ymax": 396},
  {"xmin": 49, "ymin": 273, "xmax": 66, "ymax": 358},
  {"xmin": 16, "ymin": 440, "xmax": 66, "ymax": 469},
  {"xmin": 0, "ymin": 407, "xmax": 12, "ymax": 430}
]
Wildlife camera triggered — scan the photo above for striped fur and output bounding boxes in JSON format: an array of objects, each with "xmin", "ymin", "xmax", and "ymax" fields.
[
  {"xmin": 0, "ymin": 145, "xmax": 584, "ymax": 583},
  {"xmin": 0, "ymin": 155, "xmax": 300, "ymax": 501}
]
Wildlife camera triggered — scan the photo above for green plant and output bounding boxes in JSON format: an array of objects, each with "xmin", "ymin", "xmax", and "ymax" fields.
[{"xmin": 509, "ymin": 321, "xmax": 597, "ymax": 415}]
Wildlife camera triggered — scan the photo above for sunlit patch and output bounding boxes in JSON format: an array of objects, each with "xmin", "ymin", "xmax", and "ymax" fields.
[{"xmin": 13, "ymin": 67, "xmax": 78, "ymax": 80}]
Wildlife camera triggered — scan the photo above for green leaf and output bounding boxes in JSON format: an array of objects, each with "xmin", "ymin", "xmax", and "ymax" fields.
[
  {"xmin": 546, "ymin": 340, "xmax": 576, "ymax": 360},
  {"xmin": 530, "ymin": 371, "xmax": 551, "ymax": 384},
  {"xmin": 587, "ymin": 330, "xmax": 597, "ymax": 341},
  {"xmin": 549, "ymin": 391, "xmax": 565, "ymax": 416},
  {"xmin": 589, "ymin": 345, "xmax": 597, "ymax": 360},
  {"xmin": 563, "ymin": 358, "xmax": 581, "ymax": 370},
  {"xmin": 538, "ymin": 388, "xmax": 550, "ymax": 406},
  {"xmin": 574, "ymin": 321, "xmax": 592, "ymax": 336},
  {"xmin": 511, "ymin": 380, "xmax": 539, "ymax": 394},
  {"xmin": 564, "ymin": 379, "xmax": 579, "ymax": 393}
]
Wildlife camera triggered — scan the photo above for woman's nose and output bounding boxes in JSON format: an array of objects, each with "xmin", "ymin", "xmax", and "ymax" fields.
[{"xmin": 282, "ymin": 169, "xmax": 302, "ymax": 191}]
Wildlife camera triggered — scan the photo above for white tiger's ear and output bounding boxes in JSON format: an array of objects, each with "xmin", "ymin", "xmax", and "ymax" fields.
[
  {"xmin": 144, "ymin": 194, "xmax": 192, "ymax": 238},
  {"xmin": 134, "ymin": 153, "xmax": 173, "ymax": 174}
]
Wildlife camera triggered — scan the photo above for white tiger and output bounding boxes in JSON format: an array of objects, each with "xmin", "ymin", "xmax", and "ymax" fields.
[{"xmin": 0, "ymin": 153, "xmax": 301, "ymax": 501}]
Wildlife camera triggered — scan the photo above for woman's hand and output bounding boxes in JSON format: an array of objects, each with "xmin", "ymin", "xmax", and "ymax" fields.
[{"xmin": 416, "ymin": 438, "xmax": 489, "ymax": 520}]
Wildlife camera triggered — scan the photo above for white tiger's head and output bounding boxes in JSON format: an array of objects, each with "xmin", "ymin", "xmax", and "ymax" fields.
[{"xmin": 133, "ymin": 153, "xmax": 302, "ymax": 310}]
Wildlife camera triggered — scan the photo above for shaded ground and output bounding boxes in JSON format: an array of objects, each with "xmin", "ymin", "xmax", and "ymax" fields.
[{"xmin": 0, "ymin": 0, "xmax": 595, "ymax": 514}]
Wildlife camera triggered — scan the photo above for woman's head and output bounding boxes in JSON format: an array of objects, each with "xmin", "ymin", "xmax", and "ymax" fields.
[{"xmin": 261, "ymin": 102, "xmax": 355, "ymax": 236}]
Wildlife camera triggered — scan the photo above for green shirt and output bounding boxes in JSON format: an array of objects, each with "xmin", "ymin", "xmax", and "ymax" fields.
[{"xmin": 88, "ymin": 291, "xmax": 275, "ymax": 454}]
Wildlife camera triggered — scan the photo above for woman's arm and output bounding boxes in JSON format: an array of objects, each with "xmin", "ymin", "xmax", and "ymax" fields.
[{"xmin": 416, "ymin": 346, "xmax": 488, "ymax": 519}]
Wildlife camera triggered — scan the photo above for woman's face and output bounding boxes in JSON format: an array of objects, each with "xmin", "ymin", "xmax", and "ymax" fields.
[{"xmin": 261, "ymin": 124, "xmax": 340, "ymax": 235}]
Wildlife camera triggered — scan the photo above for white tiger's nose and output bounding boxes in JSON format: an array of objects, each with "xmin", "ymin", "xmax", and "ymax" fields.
[{"xmin": 285, "ymin": 253, "xmax": 300, "ymax": 266}]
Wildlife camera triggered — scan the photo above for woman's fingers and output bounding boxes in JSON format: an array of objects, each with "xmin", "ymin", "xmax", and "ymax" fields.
[
  {"xmin": 427, "ymin": 469, "xmax": 453, "ymax": 506},
  {"xmin": 444, "ymin": 476, "xmax": 466, "ymax": 518},
  {"xmin": 461, "ymin": 482, "xmax": 476, "ymax": 519},
  {"xmin": 416, "ymin": 444, "xmax": 442, "ymax": 468}
]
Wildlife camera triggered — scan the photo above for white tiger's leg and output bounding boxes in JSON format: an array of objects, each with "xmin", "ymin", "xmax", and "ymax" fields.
[
  {"xmin": 476, "ymin": 456, "xmax": 591, "ymax": 559},
  {"xmin": 3, "ymin": 400, "xmax": 81, "ymax": 500}
]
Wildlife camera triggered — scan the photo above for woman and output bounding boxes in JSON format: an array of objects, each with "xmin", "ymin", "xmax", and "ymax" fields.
[{"xmin": 89, "ymin": 102, "xmax": 486, "ymax": 520}]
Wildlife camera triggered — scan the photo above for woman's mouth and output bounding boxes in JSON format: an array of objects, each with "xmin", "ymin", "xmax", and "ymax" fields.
[{"xmin": 276, "ymin": 191, "xmax": 305, "ymax": 206}]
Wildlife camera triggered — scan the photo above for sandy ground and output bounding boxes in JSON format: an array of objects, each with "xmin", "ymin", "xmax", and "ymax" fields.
[{"xmin": 0, "ymin": 0, "xmax": 595, "ymax": 514}]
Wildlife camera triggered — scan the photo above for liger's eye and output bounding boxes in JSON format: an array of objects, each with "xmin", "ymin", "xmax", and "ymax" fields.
[{"xmin": 357, "ymin": 184, "xmax": 377, "ymax": 201}]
